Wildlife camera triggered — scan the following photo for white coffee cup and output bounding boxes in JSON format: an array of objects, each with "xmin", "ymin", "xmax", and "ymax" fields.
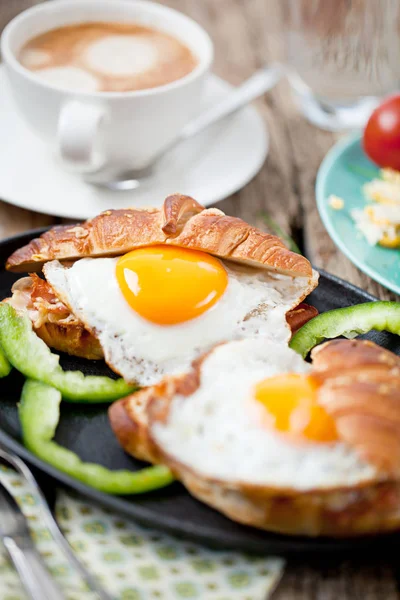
[{"xmin": 1, "ymin": 0, "xmax": 213, "ymax": 180}]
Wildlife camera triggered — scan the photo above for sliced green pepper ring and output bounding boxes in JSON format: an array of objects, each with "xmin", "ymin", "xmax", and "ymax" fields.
[
  {"xmin": 289, "ymin": 301, "xmax": 400, "ymax": 358},
  {"xmin": 0, "ymin": 342, "xmax": 11, "ymax": 378},
  {"xmin": 20, "ymin": 379, "xmax": 174, "ymax": 494},
  {"xmin": 0, "ymin": 303, "xmax": 135, "ymax": 402}
]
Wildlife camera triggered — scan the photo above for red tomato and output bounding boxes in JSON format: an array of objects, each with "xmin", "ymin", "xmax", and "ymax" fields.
[{"xmin": 363, "ymin": 95, "xmax": 400, "ymax": 170}]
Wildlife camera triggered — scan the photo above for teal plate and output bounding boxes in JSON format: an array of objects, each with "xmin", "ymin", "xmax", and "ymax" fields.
[{"xmin": 316, "ymin": 133, "xmax": 400, "ymax": 296}]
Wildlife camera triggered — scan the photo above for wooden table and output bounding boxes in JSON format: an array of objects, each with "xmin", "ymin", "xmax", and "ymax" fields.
[{"xmin": 1, "ymin": 1, "xmax": 399, "ymax": 598}]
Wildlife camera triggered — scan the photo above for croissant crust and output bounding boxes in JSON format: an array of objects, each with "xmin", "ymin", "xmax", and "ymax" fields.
[
  {"xmin": 6, "ymin": 194, "xmax": 312, "ymax": 278},
  {"xmin": 311, "ymin": 339, "xmax": 400, "ymax": 477}
]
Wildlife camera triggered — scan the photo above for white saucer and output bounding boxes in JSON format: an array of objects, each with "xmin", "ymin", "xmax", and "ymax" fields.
[{"xmin": 0, "ymin": 67, "xmax": 268, "ymax": 220}]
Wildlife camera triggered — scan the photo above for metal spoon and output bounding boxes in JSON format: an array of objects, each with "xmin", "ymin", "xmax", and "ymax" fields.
[{"xmin": 89, "ymin": 64, "xmax": 282, "ymax": 191}]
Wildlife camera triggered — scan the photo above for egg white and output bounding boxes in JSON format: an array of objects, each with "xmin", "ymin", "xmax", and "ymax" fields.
[
  {"xmin": 43, "ymin": 257, "xmax": 318, "ymax": 386},
  {"xmin": 152, "ymin": 339, "xmax": 377, "ymax": 491}
]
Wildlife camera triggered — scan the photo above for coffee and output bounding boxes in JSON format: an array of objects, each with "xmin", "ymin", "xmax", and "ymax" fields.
[{"xmin": 18, "ymin": 21, "xmax": 198, "ymax": 93}]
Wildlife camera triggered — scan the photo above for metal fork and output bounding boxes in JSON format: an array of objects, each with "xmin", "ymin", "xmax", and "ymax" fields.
[
  {"xmin": 0, "ymin": 479, "xmax": 65, "ymax": 600},
  {"xmin": 0, "ymin": 447, "xmax": 113, "ymax": 600}
]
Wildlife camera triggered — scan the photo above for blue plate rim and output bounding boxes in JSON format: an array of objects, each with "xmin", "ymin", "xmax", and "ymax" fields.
[{"xmin": 315, "ymin": 132, "xmax": 400, "ymax": 297}]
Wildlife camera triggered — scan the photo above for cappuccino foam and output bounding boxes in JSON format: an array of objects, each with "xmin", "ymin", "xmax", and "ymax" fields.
[
  {"xmin": 19, "ymin": 22, "xmax": 198, "ymax": 93},
  {"xmin": 36, "ymin": 66, "xmax": 98, "ymax": 92}
]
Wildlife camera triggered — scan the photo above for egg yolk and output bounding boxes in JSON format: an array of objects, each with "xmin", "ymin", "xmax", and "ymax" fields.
[
  {"xmin": 254, "ymin": 373, "xmax": 338, "ymax": 443},
  {"xmin": 116, "ymin": 246, "xmax": 228, "ymax": 325}
]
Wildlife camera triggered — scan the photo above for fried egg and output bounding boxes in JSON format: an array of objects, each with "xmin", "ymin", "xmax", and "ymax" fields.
[
  {"xmin": 43, "ymin": 246, "xmax": 317, "ymax": 386},
  {"xmin": 152, "ymin": 339, "xmax": 377, "ymax": 491}
]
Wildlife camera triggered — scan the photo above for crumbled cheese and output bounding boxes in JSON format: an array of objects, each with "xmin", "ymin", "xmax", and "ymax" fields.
[{"xmin": 328, "ymin": 194, "xmax": 345, "ymax": 210}]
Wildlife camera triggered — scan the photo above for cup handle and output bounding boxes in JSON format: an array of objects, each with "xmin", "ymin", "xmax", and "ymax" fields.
[{"xmin": 57, "ymin": 101, "xmax": 107, "ymax": 172}]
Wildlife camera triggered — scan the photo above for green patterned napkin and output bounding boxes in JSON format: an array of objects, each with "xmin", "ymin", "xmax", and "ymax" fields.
[{"xmin": 0, "ymin": 466, "xmax": 284, "ymax": 600}]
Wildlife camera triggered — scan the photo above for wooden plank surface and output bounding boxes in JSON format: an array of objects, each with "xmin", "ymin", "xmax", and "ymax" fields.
[{"xmin": 0, "ymin": 1, "xmax": 399, "ymax": 599}]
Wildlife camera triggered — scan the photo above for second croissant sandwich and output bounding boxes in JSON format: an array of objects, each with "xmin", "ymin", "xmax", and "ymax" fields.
[{"xmin": 109, "ymin": 338, "xmax": 400, "ymax": 537}]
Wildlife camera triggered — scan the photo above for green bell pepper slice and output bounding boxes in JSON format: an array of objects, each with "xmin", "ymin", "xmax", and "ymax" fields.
[
  {"xmin": 290, "ymin": 301, "xmax": 400, "ymax": 358},
  {"xmin": 0, "ymin": 303, "xmax": 134, "ymax": 402},
  {"xmin": 0, "ymin": 342, "xmax": 11, "ymax": 378},
  {"xmin": 20, "ymin": 379, "xmax": 174, "ymax": 494}
]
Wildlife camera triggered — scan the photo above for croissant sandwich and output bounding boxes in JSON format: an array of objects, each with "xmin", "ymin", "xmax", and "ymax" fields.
[
  {"xmin": 109, "ymin": 338, "xmax": 400, "ymax": 537},
  {"xmin": 5, "ymin": 194, "xmax": 318, "ymax": 385}
]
